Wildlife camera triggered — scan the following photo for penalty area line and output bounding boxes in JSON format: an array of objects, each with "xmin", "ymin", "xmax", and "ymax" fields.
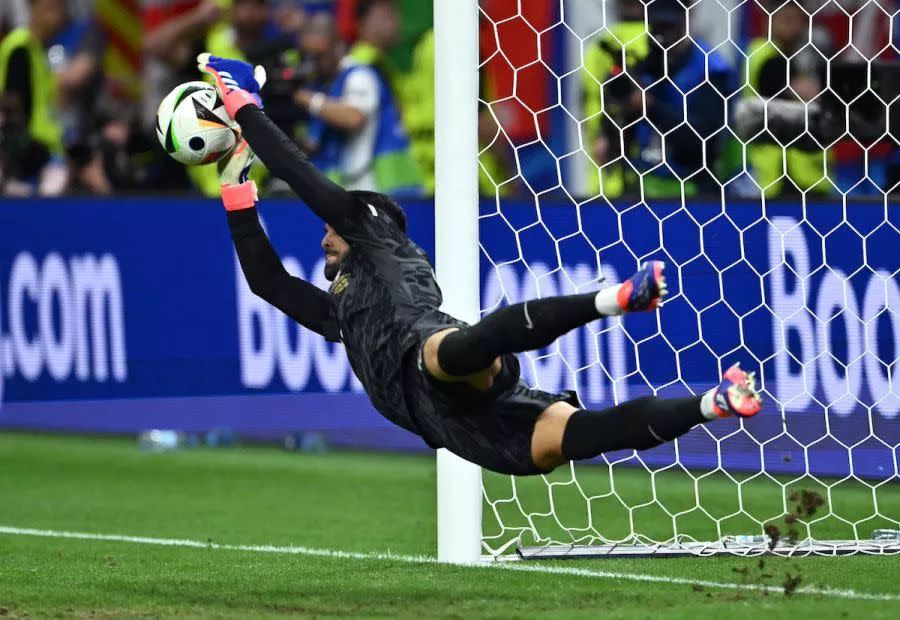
[{"xmin": 0, "ymin": 525, "xmax": 897, "ymax": 602}]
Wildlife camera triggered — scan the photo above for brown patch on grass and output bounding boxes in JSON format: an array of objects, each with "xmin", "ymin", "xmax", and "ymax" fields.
[
  {"xmin": 784, "ymin": 489, "xmax": 826, "ymax": 545},
  {"xmin": 724, "ymin": 488, "xmax": 824, "ymax": 600},
  {"xmin": 764, "ymin": 524, "xmax": 780, "ymax": 551},
  {"xmin": 265, "ymin": 604, "xmax": 312, "ymax": 614},
  {"xmin": 783, "ymin": 572, "xmax": 803, "ymax": 597}
]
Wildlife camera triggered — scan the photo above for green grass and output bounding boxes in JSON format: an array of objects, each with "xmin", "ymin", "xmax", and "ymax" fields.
[{"xmin": 0, "ymin": 432, "xmax": 898, "ymax": 619}]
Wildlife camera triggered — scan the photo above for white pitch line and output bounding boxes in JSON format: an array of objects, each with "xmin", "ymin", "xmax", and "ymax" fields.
[{"xmin": 1, "ymin": 525, "xmax": 898, "ymax": 603}]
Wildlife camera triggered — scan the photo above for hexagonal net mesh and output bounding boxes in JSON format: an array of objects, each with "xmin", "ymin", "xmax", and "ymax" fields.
[{"xmin": 475, "ymin": 0, "xmax": 899, "ymax": 558}]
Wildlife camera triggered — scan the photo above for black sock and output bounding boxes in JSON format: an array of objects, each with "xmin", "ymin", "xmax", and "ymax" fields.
[
  {"xmin": 561, "ymin": 397, "xmax": 706, "ymax": 461},
  {"xmin": 436, "ymin": 293, "xmax": 600, "ymax": 376}
]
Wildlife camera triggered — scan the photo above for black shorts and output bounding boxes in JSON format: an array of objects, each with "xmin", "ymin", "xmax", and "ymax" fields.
[{"xmin": 401, "ymin": 321, "xmax": 576, "ymax": 476}]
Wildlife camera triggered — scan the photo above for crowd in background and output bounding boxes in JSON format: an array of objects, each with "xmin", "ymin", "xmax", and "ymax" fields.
[{"xmin": 0, "ymin": 0, "xmax": 897, "ymax": 199}]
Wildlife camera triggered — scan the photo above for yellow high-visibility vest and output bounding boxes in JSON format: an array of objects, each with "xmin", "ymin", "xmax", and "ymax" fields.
[
  {"xmin": 581, "ymin": 21, "xmax": 648, "ymax": 199},
  {"xmin": 744, "ymin": 39, "xmax": 829, "ymax": 197},
  {"xmin": 0, "ymin": 27, "xmax": 63, "ymax": 156}
]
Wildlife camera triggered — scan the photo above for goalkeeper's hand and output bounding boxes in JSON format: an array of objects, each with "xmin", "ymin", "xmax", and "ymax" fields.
[
  {"xmin": 197, "ymin": 53, "xmax": 267, "ymax": 119},
  {"xmin": 218, "ymin": 139, "xmax": 258, "ymax": 211}
]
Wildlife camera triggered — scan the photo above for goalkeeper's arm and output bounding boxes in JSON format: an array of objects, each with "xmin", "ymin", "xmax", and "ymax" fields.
[
  {"xmin": 235, "ymin": 105, "xmax": 364, "ymax": 236},
  {"xmin": 228, "ymin": 207, "xmax": 340, "ymax": 341},
  {"xmin": 197, "ymin": 53, "xmax": 365, "ymax": 237},
  {"xmin": 219, "ymin": 141, "xmax": 340, "ymax": 342}
]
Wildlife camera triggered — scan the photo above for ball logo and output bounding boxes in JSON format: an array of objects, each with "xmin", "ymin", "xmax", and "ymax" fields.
[{"xmin": 0, "ymin": 252, "xmax": 127, "ymax": 408}]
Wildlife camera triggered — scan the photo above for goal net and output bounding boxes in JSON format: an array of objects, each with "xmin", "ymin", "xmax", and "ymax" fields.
[{"xmin": 474, "ymin": 0, "xmax": 899, "ymax": 558}]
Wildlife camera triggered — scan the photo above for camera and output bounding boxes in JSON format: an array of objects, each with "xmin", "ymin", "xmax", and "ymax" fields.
[
  {"xmin": 262, "ymin": 62, "xmax": 316, "ymax": 134},
  {"xmin": 734, "ymin": 60, "xmax": 900, "ymax": 149}
]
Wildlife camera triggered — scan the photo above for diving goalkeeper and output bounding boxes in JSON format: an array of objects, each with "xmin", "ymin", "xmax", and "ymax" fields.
[{"xmin": 199, "ymin": 54, "xmax": 762, "ymax": 475}]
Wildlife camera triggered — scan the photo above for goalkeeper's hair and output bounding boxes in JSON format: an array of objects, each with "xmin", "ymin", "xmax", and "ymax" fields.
[{"xmin": 348, "ymin": 190, "xmax": 407, "ymax": 233}]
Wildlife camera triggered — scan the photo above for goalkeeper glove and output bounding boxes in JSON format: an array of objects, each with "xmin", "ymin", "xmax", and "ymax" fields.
[
  {"xmin": 197, "ymin": 53, "xmax": 267, "ymax": 119},
  {"xmin": 219, "ymin": 139, "xmax": 257, "ymax": 211}
]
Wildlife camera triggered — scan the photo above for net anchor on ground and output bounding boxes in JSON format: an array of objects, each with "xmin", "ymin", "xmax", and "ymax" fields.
[{"xmin": 515, "ymin": 538, "xmax": 900, "ymax": 560}]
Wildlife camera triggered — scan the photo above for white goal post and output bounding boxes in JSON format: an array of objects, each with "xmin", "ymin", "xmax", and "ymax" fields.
[
  {"xmin": 434, "ymin": 0, "xmax": 483, "ymax": 563},
  {"xmin": 434, "ymin": 0, "xmax": 899, "ymax": 562}
]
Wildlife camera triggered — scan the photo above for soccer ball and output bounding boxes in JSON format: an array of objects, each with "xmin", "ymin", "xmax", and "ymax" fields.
[{"xmin": 156, "ymin": 81, "xmax": 237, "ymax": 166}]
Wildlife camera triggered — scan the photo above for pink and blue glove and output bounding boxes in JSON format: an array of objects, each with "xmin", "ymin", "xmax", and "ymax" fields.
[
  {"xmin": 197, "ymin": 53, "xmax": 267, "ymax": 119},
  {"xmin": 218, "ymin": 140, "xmax": 258, "ymax": 212}
]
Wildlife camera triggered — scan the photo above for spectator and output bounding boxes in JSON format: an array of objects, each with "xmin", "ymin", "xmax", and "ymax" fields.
[
  {"xmin": 191, "ymin": 0, "xmax": 297, "ymax": 196},
  {"xmin": 52, "ymin": 11, "xmax": 103, "ymax": 135},
  {"xmin": 581, "ymin": 0, "xmax": 648, "ymax": 199},
  {"xmin": 403, "ymin": 26, "xmax": 433, "ymax": 194},
  {"xmin": 0, "ymin": 0, "xmax": 69, "ymax": 195},
  {"xmin": 476, "ymin": 97, "xmax": 517, "ymax": 197},
  {"xmin": 207, "ymin": 0, "xmax": 268, "ymax": 57},
  {"xmin": 294, "ymin": 0, "xmax": 421, "ymax": 195},
  {"xmin": 402, "ymin": 27, "xmax": 516, "ymax": 197},
  {"xmin": 142, "ymin": 0, "xmax": 222, "ymax": 134},
  {"xmin": 744, "ymin": 0, "xmax": 829, "ymax": 198},
  {"xmin": 294, "ymin": 11, "xmax": 344, "ymax": 143},
  {"xmin": 0, "ymin": 1, "xmax": 28, "ymax": 37},
  {"xmin": 205, "ymin": 0, "xmax": 303, "ymax": 65},
  {"xmin": 603, "ymin": 0, "xmax": 736, "ymax": 197},
  {"xmin": 49, "ymin": 4, "xmax": 110, "ymax": 194},
  {"xmin": 142, "ymin": 0, "xmax": 224, "ymax": 193}
]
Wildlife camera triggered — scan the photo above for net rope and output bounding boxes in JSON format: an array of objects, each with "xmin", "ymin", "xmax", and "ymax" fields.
[{"xmin": 476, "ymin": 0, "xmax": 899, "ymax": 557}]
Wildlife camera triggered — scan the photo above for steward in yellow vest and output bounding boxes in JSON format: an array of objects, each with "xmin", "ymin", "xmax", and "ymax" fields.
[
  {"xmin": 581, "ymin": 5, "xmax": 648, "ymax": 199},
  {"xmin": 402, "ymin": 27, "xmax": 513, "ymax": 197},
  {"xmin": 192, "ymin": 0, "xmax": 280, "ymax": 196},
  {"xmin": 402, "ymin": 28, "xmax": 435, "ymax": 194},
  {"xmin": 744, "ymin": 0, "xmax": 829, "ymax": 197},
  {"xmin": 0, "ymin": 1, "xmax": 67, "ymax": 159}
]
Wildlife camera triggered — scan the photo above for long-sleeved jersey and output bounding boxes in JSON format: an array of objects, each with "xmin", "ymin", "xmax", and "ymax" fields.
[{"xmin": 228, "ymin": 106, "xmax": 461, "ymax": 435}]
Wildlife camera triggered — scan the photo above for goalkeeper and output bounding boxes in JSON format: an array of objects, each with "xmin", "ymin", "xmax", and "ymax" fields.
[{"xmin": 200, "ymin": 54, "xmax": 762, "ymax": 475}]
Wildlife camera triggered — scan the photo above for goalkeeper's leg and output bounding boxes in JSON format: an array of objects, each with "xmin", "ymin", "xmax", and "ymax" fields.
[
  {"xmin": 531, "ymin": 364, "xmax": 763, "ymax": 471},
  {"xmin": 424, "ymin": 261, "xmax": 667, "ymax": 388}
]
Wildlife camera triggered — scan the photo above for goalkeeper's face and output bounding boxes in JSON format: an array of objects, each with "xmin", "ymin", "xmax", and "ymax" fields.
[{"xmin": 322, "ymin": 224, "xmax": 349, "ymax": 281}]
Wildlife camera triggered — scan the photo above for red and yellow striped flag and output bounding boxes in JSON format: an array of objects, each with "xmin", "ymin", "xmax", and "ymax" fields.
[{"xmin": 96, "ymin": 0, "xmax": 143, "ymax": 101}]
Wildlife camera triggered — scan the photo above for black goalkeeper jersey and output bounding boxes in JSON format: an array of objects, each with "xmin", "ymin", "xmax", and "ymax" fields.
[
  {"xmin": 330, "ymin": 204, "xmax": 464, "ymax": 433},
  {"xmin": 228, "ymin": 106, "xmax": 462, "ymax": 435}
]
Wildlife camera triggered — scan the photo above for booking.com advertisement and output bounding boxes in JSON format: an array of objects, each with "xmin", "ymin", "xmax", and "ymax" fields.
[{"xmin": 0, "ymin": 198, "xmax": 896, "ymax": 479}]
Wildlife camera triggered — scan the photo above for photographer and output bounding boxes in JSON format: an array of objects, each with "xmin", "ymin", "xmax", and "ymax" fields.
[
  {"xmin": 744, "ymin": 0, "xmax": 829, "ymax": 198},
  {"xmin": 601, "ymin": 0, "xmax": 736, "ymax": 198},
  {"xmin": 292, "ymin": 0, "xmax": 420, "ymax": 195},
  {"xmin": 186, "ymin": 0, "xmax": 306, "ymax": 196}
]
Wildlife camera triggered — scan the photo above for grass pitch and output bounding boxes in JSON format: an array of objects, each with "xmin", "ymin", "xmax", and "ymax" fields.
[{"xmin": 0, "ymin": 432, "xmax": 898, "ymax": 618}]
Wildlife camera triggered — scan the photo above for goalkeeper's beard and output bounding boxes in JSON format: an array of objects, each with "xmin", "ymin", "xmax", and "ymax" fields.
[{"xmin": 324, "ymin": 256, "xmax": 341, "ymax": 281}]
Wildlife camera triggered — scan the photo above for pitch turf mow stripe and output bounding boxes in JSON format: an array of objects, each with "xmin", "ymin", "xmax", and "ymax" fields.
[{"xmin": 1, "ymin": 525, "xmax": 897, "ymax": 602}]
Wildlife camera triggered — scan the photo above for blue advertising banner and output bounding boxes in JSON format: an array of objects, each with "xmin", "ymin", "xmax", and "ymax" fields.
[
  {"xmin": 0, "ymin": 197, "xmax": 896, "ymax": 479},
  {"xmin": 0, "ymin": 198, "xmax": 435, "ymax": 453}
]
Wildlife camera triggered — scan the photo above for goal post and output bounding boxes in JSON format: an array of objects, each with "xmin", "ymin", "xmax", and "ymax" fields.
[{"xmin": 433, "ymin": 0, "xmax": 483, "ymax": 563}]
